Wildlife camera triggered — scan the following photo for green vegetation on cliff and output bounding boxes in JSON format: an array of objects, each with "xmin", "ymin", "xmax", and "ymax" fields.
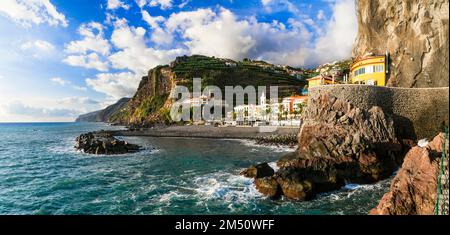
[{"xmin": 172, "ymin": 55, "xmax": 305, "ymax": 97}]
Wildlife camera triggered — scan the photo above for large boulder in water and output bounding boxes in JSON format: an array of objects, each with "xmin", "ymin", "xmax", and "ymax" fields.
[
  {"xmin": 253, "ymin": 93, "xmax": 409, "ymax": 200},
  {"xmin": 240, "ymin": 162, "xmax": 274, "ymax": 179},
  {"xmin": 370, "ymin": 133, "xmax": 448, "ymax": 215},
  {"xmin": 75, "ymin": 131, "xmax": 140, "ymax": 155}
]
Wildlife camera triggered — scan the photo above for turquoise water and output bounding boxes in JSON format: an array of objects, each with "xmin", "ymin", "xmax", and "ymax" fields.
[{"xmin": 0, "ymin": 122, "xmax": 390, "ymax": 215}]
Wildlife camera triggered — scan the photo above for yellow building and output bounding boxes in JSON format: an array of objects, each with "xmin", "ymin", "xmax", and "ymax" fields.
[
  {"xmin": 307, "ymin": 74, "xmax": 337, "ymax": 88},
  {"xmin": 350, "ymin": 55, "xmax": 387, "ymax": 86}
]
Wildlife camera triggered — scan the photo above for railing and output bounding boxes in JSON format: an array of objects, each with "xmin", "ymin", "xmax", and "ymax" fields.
[{"xmin": 435, "ymin": 127, "xmax": 449, "ymax": 215}]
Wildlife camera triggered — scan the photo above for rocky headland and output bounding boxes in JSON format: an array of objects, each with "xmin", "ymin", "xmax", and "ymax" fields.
[{"xmin": 75, "ymin": 131, "xmax": 140, "ymax": 155}]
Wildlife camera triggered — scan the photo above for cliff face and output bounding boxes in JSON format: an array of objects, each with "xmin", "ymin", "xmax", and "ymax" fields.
[
  {"xmin": 111, "ymin": 66, "xmax": 175, "ymax": 126},
  {"xmin": 76, "ymin": 98, "xmax": 130, "ymax": 123},
  {"xmin": 353, "ymin": 0, "xmax": 449, "ymax": 88}
]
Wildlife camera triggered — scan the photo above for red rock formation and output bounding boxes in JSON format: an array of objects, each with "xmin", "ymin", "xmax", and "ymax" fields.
[{"xmin": 370, "ymin": 133, "xmax": 445, "ymax": 215}]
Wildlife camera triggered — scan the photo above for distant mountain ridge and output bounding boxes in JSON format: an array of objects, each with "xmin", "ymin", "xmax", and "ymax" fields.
[{"xmin": 75, "ymin": 98, "xmax": 130, "ymax": 123}]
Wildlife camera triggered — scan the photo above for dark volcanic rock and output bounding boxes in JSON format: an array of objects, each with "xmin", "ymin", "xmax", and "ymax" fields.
[
  {"xmin": 75, "ymin": 131, "xmax": 140, "ymax": 155},
  {"xmin": 370, "ymin": 133, "xmax": 447, "ymax": 215},
  {"xmin": 253, "ymin": 93, "xmax": 409, "ymax": 200},
  {"xmin": 240, "ymin": 162, "xmax": 275, "ymax": 179}
]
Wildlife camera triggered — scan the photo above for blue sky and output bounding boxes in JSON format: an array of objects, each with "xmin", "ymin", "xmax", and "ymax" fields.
[{"xmin": 0, "ymin": 0, "xmax": 356, "ymax": 122}]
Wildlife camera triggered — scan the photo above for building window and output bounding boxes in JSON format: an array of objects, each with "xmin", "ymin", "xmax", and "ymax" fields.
[
  {"xmin": 374, "ymin": 65, "xmax": 384, "ymax": 73},
  {"xmin": 355, "ymin": 67, "xmax": 366, "ymax": 76}
]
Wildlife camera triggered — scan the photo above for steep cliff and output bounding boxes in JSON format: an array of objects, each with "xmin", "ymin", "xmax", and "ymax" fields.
[
  {"xmin": 353, "ymin": 0, "xmax": 449, "ymax": 88},
  {"xmin": 76, "ymin": 97, "xmax": 130, "ymax": 123},
  {"xmin": 110, "ymin": 66, "xmax": 175, "ymax": 126}
]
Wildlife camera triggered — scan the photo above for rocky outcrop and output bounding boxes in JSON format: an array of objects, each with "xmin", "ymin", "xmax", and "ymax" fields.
[
  {"xmin": 240, "ymin": 162, "xmax": 275, "ymax": 179},
  {"xmin": 252, "ymin": 93, "xmax": 409, "ymax": 200},
  {"xmin": 76, "ymin": 98, "xmax": 130, "ymax": 123},
  {"xmin": 353, "ymin": 0, "xmax": 449, "ymax": 88},
  {"xmin": 370, "ymin": 133, "xmax": 448, "ymax": 215},
  {"xmin": 75, "ymin": 132, "xmax": 140, "ymax": 155}
]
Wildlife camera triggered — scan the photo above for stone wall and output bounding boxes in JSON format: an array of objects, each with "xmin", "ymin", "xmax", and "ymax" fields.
[{"xmin": 308, "ymin": 85, "xmax": 449, "ymax": 140}]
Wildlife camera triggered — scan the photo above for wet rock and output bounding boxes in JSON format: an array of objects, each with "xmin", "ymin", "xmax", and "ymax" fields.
[
  {"xmin": 254, "ymin": 177, "xmax": 281, "ymax": 199},
  {"xmin": 370, "ymin": 133, "xmax": 447, "ymax": 215},
  {"xmin": 240, "ymin": 162, "xmax": 274, "ymax": 179},
  {"xmin": 75, "ymin": 131, "xmax": 140, "ymax": 155}
]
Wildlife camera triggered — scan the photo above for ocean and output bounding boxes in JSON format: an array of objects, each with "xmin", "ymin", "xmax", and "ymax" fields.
[{"xmin": 0, "ymin": 122, "xmax": 390, "ymax": 215}]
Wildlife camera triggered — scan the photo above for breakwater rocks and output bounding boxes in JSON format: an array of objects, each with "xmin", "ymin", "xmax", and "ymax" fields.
[
  {"xmin": 244, "ymin": 93, "xmax": 411, "ymax": 200},
  {"xmin": 371, "ymin": 133, "xmax": 448, "ymax": 215},
  {"xmin": 75, "ymin": 131, "xmax": 140, "ymax": 155},
  {"xmin": 255, "ymin": 134, "xmax": 298, "ymax": 147}
]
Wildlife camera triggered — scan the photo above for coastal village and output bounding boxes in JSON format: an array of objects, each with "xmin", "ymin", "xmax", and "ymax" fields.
[
  {"xmin": 72, "ymin": 0, "xmax": 449, "ymax": 216},
  {"xmin": 180, "ymin": 52, "xmax": 389, "ymax": 127}
]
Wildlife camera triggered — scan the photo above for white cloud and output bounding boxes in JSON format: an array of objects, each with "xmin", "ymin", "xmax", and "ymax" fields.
[
  {"xmin": 149, "ymin": 0, "xmax": 172, "ymax": 9},
  {"xmin": 261, "ymin": 0, "xmax": 299, "ymax": 14},
  {"xmin": 72, "ymin": 85, "xmax": 88, "ymax": 92},
  {"xmin": 86, "ymin": 72, "xmax": 142, "ymax": 99},
  {"xmin": 59, "ymin": 96, "xmax": 99, "ymax": 105},
  {"xmin": 310, "ymin": 0, "xmax": 356, "ymax": 65},
  {"xmin": 63, "ymin": 53, "xmax": 109, "ymax": 71},
  {"xmin": 50, "ymin": 77, "xmax": 70, "ymax": 86},
  {"xmin": 317, "ymin": 10, "xmax": 326, "ymax": 20},
  {"xmin": 19, "ymin": 39, "xmax": 55, "ymax": 58},
  {"xmin": 63, "ymin": 22, "xmax": 111, "ymax": 71},
  {"xmin": 107, "ymin": 0, "xmax": 130, "ymax": 10},
  {"xmin": 141, "ymin": 10, "xmax": 173, "ymax": 45},
  {"xmin": 108, "ymin": 20, "xmax": 185, "ymax": 74},
  {"xmin": 65, "ymin": 22, "xmax": 111, "ymax": 56},
  {"xmin": 50, "ymin": 77, "xmax": 89, "ymax": 92},
  {"xmin": 0, "ymin": 0, "xmax": 68, "ymax": 28},
  {"xmin": 135, "ymin": 0, "xmax": 172, "ymax": 9},
  {"xmin": 0, "ymin": 96, "xmax": 103, "ymax": 121},
  {"xmin": 141, "ymin": 10, "xmax": 164, "ymax": 28},
  {"xmin": 64, "ymin": 1, "xmax": 355, "ymax": 104},
  {"xmin": 165, "ymin": 8, "xmax": 256, "ymax": 60},
  {"xmin": 3, "ymin": 101, "xmax": 80, "ymax": 118},
  {"xmin": 178, "ymin": 0, "xmax": 190, "ymax": 8}
]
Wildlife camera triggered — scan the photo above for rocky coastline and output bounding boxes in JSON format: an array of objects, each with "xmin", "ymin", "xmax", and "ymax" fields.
[{"xmin": 242, "ymin": 93, "xmax": 414, "ymax": 201}]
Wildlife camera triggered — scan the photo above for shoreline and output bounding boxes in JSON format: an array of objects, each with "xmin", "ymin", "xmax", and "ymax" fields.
[
  {"xmin": 108, "ymin": 125, "xmax": 299, "ymax": 139},
  {"xmin": 103, "ymin": 125, "xmax": 300, "ymax": 146}
]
